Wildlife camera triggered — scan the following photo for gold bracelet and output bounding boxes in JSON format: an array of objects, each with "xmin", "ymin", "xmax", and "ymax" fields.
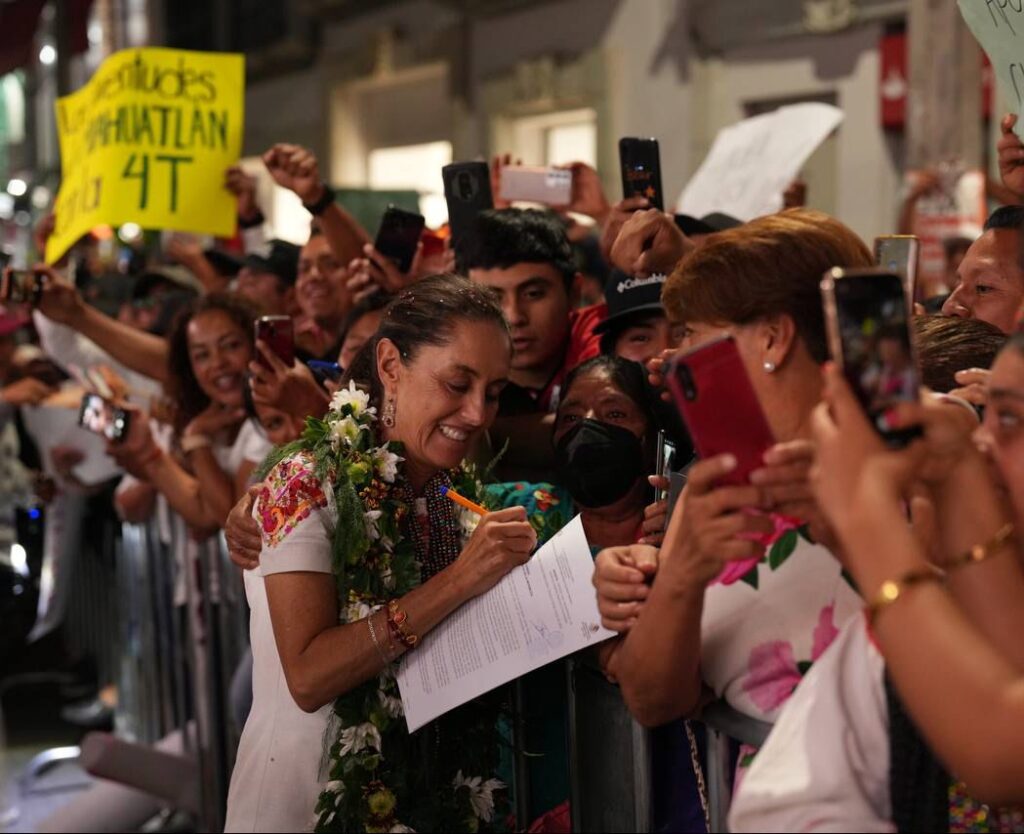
[
  {"xmin": 946, "ymin": 523, "xmax": 1016, "ymax": 572},
  {"xmin": 867, "ymin": 566, "xmax": 943, "ymax": 626}
]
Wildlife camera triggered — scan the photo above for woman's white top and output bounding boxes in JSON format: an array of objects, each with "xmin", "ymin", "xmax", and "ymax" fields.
[
  {"xmin": 729, "ymin": 613, "xmax": 894, "ymax": 833},
  {"xmin": 224, "ymin": 454, "xmax": 336, "ymax": 833}
]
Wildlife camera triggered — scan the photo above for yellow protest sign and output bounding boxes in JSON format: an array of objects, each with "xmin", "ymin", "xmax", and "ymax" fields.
[{"xmin": 46, "ymin": 47, "xmax": 244, "ymax": 263}]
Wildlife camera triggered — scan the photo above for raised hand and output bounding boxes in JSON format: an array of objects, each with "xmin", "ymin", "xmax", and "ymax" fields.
[{"xmin": 262, "ymin": 143, "xmax": 324, "ymax": 204}]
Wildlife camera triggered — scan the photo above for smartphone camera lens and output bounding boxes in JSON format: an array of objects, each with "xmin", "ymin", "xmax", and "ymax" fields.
[{"xmin": 678, "ymin": 365, "xmax": 697, "ymax": 401}]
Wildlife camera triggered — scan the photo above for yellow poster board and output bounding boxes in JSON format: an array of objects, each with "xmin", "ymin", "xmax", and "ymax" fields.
[{"xmin": 46, "ymin": 47, "xmax": 245, "ymax": 263}]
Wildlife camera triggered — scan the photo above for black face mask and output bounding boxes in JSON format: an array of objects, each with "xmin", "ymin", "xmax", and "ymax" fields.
[{"xmin": 554, "ymin": 418, "xmax": 645, "ymax": 509}]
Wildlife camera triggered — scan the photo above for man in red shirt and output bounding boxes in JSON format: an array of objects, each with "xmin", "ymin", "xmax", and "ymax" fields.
[{"xmin": 463, "ymin": 209, "xmax": 607, "ymax": 474}]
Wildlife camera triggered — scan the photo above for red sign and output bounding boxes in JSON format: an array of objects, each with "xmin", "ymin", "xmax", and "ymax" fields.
[{"xmin": 880, "ymin": 32, "xmax": 994, "ymax": 129}]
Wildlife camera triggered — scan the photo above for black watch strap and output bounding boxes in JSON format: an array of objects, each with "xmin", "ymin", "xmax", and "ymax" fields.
[
  {"xmin": 303, "ymin": 185, "xmax": 335, "ymax": 216},
  {"xmin": 238, "ymin": 210, "xmax": 266, "ymax": 229}
]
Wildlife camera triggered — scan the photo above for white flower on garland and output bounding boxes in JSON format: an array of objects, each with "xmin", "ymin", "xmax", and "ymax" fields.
[
  {"xmin": 372, "ymin": 447, "xmax": 401, "ymax": 483},
  {"xmin": 330, "ymin": 380, "xmax": 375, "ymax": 418},
  {"xmin": 329, "ymin": 415, "xmax": 363, "ymax": 449},
  {"xmin": 338, "ymin": 722, "xmax": 382, "ymax": 757},
  {"xmin": 388, "ymin": 825, "xmax": 415, "ymax": 833},
  {"xmin": 364, "ymin": 509, "xmax": 383, "ymax": 541},
  {"xmin": 452, "ymin": 771, "xmax": 505, "ymax": 822},
  {"xmin": 325, "ymin": 780, "xmax": 345, "ymax": 796},
  {"xmin": 378, "ymin": 689, "xmax": 403, "ymax": 718},
  {"xmin": 458, "ymin": 507, "xmax": 482, "ymax": 541},
  {"xmin": 345, "ymin": 599, "xmax": 374, "ymax": 623}
]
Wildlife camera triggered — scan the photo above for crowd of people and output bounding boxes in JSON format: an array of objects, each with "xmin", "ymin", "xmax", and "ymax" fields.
[{"xmin": 2, "ymin": 107, "xmax": 1024, "ymax": 834}]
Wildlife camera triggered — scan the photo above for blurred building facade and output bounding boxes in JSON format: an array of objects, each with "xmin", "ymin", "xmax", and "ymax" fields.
[{"xmin": 0, "ymin": 0, "xmax": 1002, "ymax": 251}]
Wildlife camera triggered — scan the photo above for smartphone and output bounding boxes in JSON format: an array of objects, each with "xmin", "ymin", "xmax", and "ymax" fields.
[
  {"xmin": 442, "ymin": 161, "xmax": 494, "ymax": 258},
  {"xmin": 874, "ymin": 235, "xmax": 920, "ymax": 303},
  {"xmin": 653, "ymin": 430, "xmax": 677, "ymax": 501},
  {"xmin": 374, "ymin": 206, "xmax": 426, "ymax": 273},
  {"xmin": 499, "ymin": 166, "xmax": 573, "ymax": 205},
  {"xmin": 307, "ymin": 360, "xmax": 343, "ymax": 384},
  {"xmin": 821, "ymin": 268, "xmax": 922, "ymax": 447},
  {"xmin": 254, "ymin": 316, "xmax": 295, "ymax": 369},
  {"xmin": 78, "ymin": 393, "xmax": 131, "ymax": 442},
  {"xmin": 619, "ymin": 137, "xmax": 664, "ymax": 211},
  {"xmin": 666, "ymin": 336, "xmax": 775, "ymax": 486},
  {"xmin": 0, "ymin": 268, "xmax": 43, "ymax": 304}
]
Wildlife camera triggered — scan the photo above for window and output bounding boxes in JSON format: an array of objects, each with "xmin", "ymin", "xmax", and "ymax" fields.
[
  {"xmin": 367, "ymin": 141, "xmax": 453, "ymax": 229},
  {"xmin": 509, "ymin": 108, "xmax": 597, "ymax": 168}
]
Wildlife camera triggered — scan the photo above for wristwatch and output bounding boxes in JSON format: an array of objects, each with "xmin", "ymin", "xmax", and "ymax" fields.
[{"xmin": 302, "ymin": 184, "xmax": 336, "ymax": 216}]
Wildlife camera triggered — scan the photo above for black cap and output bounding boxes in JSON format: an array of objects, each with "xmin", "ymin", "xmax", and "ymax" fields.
[
  {"xmin": 132, "ymin": 265, "xmax": 202, "ymax": 301},
  {"xmin": 593, "ymin": 270, "xmax": 667, "ymax": 335},
  {"xmin": 674, "ymin": 212, "xmax": 743, "ymax": 237},
  {"xmin": 204, "ymin": 247, "xmax": 245, "ymax": 277},
  {"xmin": 243, "ymin": 239, "xmax": 301, "ymax": 287}
]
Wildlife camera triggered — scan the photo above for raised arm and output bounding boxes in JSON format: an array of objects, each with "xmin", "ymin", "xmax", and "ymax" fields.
[
  {"xmin": 35, "ymin": 265, "xmax": 170, "ymax": 384},
  {"xmin": 262, "ymin": 143, "xmax": 370, "ymax": 264}
]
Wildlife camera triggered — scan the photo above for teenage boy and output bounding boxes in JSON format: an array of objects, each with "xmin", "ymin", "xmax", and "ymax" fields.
[{"xmin": 465, "ymin": 208, "xmax": 606, "ymax": 415}]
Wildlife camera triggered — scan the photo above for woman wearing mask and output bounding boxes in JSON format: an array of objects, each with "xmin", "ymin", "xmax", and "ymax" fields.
[{"xmin": 593, "ymin": 211, "xmax": 869, "ymax": 784}]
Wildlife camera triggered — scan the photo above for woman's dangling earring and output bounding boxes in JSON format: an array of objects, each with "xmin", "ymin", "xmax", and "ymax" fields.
[
  {"xmin": 382, "ymin": 397, "xmax": 396, "ymax": 428},
  {"xmin": 763, "ymin": 361, "xmax": 777, "ymax": 374}
]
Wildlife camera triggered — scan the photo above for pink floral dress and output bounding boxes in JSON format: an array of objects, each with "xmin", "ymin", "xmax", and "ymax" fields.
[{"xmin": 699, "ymin": 521, "xmax": 862, "ymax": 726}]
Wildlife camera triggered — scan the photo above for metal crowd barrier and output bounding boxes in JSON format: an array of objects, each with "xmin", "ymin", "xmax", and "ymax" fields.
[{"xmin": 11, "ymin": 500, "xmax": 250, "ymax": 833}]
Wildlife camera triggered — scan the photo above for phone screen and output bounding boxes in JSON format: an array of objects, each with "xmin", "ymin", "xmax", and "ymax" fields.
[
  {"xmin": 0, "ymin": 269, "xmax": 40, "ymax": 304},
  {"xmin": 830, "ymin": 271, "xmax": 922, "ymax": 446},
  {"xmin": 874, "ymin": 236, "xmax": 919, "ymax": 303},
  {"xmin": 619, "ymin": 138, "xmax": 664, "ymax": 211},
  {"xmin": 254, "ymin": 316, "xmax": 295, "ymax": 369},
  {"xmin": 78, "ymin": 393, "xmax": 130, "ymax": 441},
  {"xmin": 375, "ymin": 207, "xmax": 425, "ymax": 273}
]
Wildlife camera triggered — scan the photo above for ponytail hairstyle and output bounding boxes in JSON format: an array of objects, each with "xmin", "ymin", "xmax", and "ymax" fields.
[{"xmin": 342, "ymin": 273, "xmax": 510, "ymax": 408}]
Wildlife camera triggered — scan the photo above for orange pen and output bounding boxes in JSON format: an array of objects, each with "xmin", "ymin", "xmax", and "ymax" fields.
[{"xmin": 440, "ymin": 486, "xmax": 488, "ymax": 516}]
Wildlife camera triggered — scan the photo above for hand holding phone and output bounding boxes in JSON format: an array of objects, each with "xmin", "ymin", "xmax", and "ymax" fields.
[
  {"xmin": 0, "ymin": 268, "xmax": 45, "ymax": 304},
  {"xmin": 619, "ymin": 137, "xmax": 664, "ymax": 212},
  {"xmin": 254, "ymin": 316, "xmax": 295, "ymax": 369},
  {"xmin": 666, "ymin": 336, "xmax": 775, "ymax": 485},
  {"xmin": 821, "ymin": 268, "xmax": 922, "ymax": 447},
  {"xmin": 374, "ymin": 206, "xmax": 426, "ymax": 274},
  {"xmin": 78, "ymin": 393, "xmax": 131, "ymax": 442}
]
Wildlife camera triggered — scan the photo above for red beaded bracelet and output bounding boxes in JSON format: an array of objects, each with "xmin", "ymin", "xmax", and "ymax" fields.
[{"xmin": 386, "ymin": 599, "xmax": 419, "ymax": 649}]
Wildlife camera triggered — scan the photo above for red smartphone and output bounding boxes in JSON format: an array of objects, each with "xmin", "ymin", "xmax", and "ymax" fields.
[
  {"xmin": 254, "ymin": 315, "xmax": 295, "ymax": 369},
  {"xmin": 666, "ymin": 336, "xmax": 776, "ymax": 486}
]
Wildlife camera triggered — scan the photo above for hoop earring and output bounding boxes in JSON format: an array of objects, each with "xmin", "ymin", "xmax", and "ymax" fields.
[
  {"xmin": 382, "ymin": 397, "xmax": 396, "ymax": 428},
  {"xmin": 763, "ymin": 361, "xmax": 777, "ymax": 374}
]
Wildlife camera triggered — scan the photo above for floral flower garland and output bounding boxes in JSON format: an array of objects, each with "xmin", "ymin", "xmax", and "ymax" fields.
[{"xmin": 258, "ymin": 382, "xmax": 510, "ymax": 834}]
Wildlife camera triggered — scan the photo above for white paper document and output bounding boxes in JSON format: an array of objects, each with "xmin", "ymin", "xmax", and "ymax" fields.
[
  {"xmin": 676, "ymin": 102, "xmax": 844, "ymax": 221},
  {"xmin": 397, "ymin": 514, "xmax": 612, "ymax": 732}
]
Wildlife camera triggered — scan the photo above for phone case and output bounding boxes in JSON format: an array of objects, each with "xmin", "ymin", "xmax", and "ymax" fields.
[
  {"xmin": 499, "ymin": 167, "xmax": 573, "ymax": 205},
  {"xmin": 873, "ymin": 235, "xmax": 920, "ymax": 304},
  {"xmin": 255, "ymin": 316, "xmax": 295, "ymax": 368},
  {"xmin": 666, "ymin": 337, "xmax": 775, "ymax": 486},
  {"xmin": 442, "ymin": 162, "xmax": 494, "ymax": 255},
  {"xmin": 821, "ymin": 267, "xmax": 922, "ymax": 448},
  {"xmin": 375, "ymin": 207, "xmax": 425, "ymax": 273},
  {"xmin": 619, "ymin": 137, "xmax": 664, "ymax": 211}
]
